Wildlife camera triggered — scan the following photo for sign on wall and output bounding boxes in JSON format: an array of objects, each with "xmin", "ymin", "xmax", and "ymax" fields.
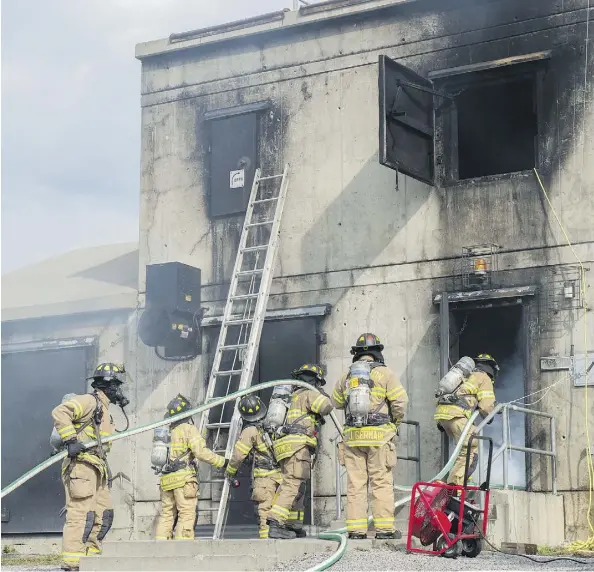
[{"xmin": 230, "ymin": 169, "xmax": 245, "ymax": 189}]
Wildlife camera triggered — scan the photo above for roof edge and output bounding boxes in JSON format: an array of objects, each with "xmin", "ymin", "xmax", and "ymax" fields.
[{"xmin": 135, "ymin": 0, "xmax": 415, "ymax": 61}]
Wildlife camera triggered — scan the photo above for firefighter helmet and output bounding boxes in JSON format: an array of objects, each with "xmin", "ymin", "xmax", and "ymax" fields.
[
  {"xmin": 350, "ymin": 333, "xmax": 384, "ymax": 356},
  {"xmin": 238, "ymin": 395, "xmax": 267, "ymax": 423},
  {"xmin": 475, "ymin": 353, "xmax": 500, "ymax": 379},
  {"xmin": 291, "ymin": 363, "xmax": 326, "ymax": 386},
  {"xmin": 165, "ymin": 394, "xmax": 192, "ymax": 418},
  {"xmin": 89, "ymin": 362, "xmax": 126, "ymax": 383}
]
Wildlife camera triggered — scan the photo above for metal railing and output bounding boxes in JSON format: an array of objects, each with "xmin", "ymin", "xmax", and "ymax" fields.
[
  {"xmin": 333, "ymin": 419, "xmax": 421, "ymax": 519},
  {"xmin": 474, "ymin": 403, "xmax": 557, "ymax": 494}
]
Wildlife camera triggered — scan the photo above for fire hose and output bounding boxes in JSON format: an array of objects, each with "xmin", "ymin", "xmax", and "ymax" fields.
[{"xmin": 1, "ymin": 381, "xmax": 478, "ymax": 572}]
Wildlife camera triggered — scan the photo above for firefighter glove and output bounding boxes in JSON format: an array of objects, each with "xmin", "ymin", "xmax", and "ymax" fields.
[{"xmin": 66, "ymin": 439, "xmax": 86, "ymax": 458}]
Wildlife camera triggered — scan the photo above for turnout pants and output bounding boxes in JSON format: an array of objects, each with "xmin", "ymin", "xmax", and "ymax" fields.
[
  {"xmin": 253, "ymin": 476, "xmax": 305, "ymax": 538},
  {"xmin": 61, "ymin": 461, "xmax": 114, "ymax": 569},
  {"xmin": 155, "ymin": 481, "xmax": 199, "ymax": 540},
  {"xmin": 340, "ymin": 441, "xmax": 397, "ymax": 534},
  {"xmin": 269, "ymin": 448, "xmax": 311, "ymax": 526},
  {"xmin": 439, "ymin": 417, "xmax": 478, "ymax": 485}
]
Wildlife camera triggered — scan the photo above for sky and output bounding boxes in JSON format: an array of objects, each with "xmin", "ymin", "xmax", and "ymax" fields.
[{"xmin": 1, "ymin": 0, "xmax": 289, "ymax": 273}]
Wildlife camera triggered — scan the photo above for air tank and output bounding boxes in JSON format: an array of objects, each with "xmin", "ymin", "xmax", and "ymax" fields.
[
  {"xmin": 49, "ymin": 393, "xmax": 77, "ymax": 453},
  {"xmin": 264, "ymin": 384, "xmax": 293, "ymax": 429},
  {"xmin": 151, "ymin": 426, "xmax": 171, "ymax": 473},
  {"xmin": 435, "ymin": 357, "xmax": 475, "ymax": 398},
  {"xmin": 346, "ymin": 362, "xmax": 372, "ymax": 427}
]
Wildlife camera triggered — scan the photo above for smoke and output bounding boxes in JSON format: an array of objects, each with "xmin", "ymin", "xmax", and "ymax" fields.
[{"xmin": 479, "ymin": 348, "xmax": 526, "ymax": 487}]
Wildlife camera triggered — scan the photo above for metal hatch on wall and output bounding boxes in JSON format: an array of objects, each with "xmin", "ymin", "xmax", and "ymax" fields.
[
  {"xmin": 204, "ymin": 101, "xmax": 271, "ymax": 218},
  {"xmin": 434, "ymin": 286, "xmax": 537, "ymax": 488}
]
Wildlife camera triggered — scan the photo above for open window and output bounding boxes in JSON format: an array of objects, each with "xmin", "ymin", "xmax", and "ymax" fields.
[{"xmin": 378, "ymin": 52, "xmax": 550, "ymax": 186}]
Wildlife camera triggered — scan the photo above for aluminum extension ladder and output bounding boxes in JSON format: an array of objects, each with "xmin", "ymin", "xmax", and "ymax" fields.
[{"xmin": 199, "ymin": 164, "xmax": 290, "ymax": 539}]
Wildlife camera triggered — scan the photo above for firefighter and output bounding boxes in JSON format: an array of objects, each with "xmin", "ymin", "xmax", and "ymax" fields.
[
  {"xmin": 331, "ymin": 333, "xmax": 408, "ymax": 540},
  {"xmin": 267, "ymin": 364, "xmax": 333, "ymax": 539},
  {"xmin": 52, "ymin": 363, "xmax": 130, "ymax": 571},
  {"xmin": 155, "ymin": 394, "xmax": 226, "ymax": 540},
  {"xmin": 225, "ymin": 395, "xmax": 305, "ymax": 539},
  {"xmin": 434, "ymin": 353, "xmax": 499, "ymax": 486}
]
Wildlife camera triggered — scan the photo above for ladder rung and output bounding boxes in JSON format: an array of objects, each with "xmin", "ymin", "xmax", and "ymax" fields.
[
  {"xmin": 230, "ymin": 294, "xmax": 259, "ymax": 301},
  {"xmin": 246, "ymin": 220, "xmax": 274, "ymax": 227},
  {"xmin": 252, "ymin": 197, "xmax": 279, "ymax": 204},
  {"xmin": 241, "ymin": 245, "xmax": 268, "ymax": 253},
  {"xmin": 226, "ymin": 319, "xmax": 253, "ymax": 325},
  {"xmin": 215, "ymin": 369, "xmax": 243, "ymax": 375},
  {"xmin": 219, "ymin": 343, "xmax": 248, "ymax": 351},
  {"xmin": 206, "ymin": 422, "xmax": 231, "ymax": 429},
  {"xmin": 259, "ymin": 174, "xmax": 284, "ymax": 181},
  {"xmin": 237, "ymin": 269, "xmax": 263, "ymax": 276}
]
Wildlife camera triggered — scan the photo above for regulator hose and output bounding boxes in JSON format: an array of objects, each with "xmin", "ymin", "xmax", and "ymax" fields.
[{"xmin": 1, "ymin": 379, "xmax": 341, "ymax": 499}]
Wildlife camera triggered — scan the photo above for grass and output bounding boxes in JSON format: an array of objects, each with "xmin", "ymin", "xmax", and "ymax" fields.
[
  {"xmin": 537, "ymin": 544, "xmax": 593, "ymax": 558},
  {"xmin": 0, "ymin": 553, "xmax": 61, "ymax": 567}
]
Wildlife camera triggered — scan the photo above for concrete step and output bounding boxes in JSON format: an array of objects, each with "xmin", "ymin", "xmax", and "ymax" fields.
[{"xmin": 81, "ymin": 539, "xmax": 335, "ymax": 571}]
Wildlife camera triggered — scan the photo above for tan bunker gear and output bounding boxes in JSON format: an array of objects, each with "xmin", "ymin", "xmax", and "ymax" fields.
[
  {"xmin": 434, "ymin": 369, "xmax": 496, "ymax": 485},
  {"xmin": 332, "ymin": 355, "xmax": 408, "ymax": 536},
  {"xmin": 226, "ymin": 424, "xmax": 305, "ymax": 538},
  {"xmin": 268, "ymin": 385, "xmax": 333, "ymax": 530},
  {"xmin": 52, "ymin": 391, "xmax": 114, "ymax": 569},
  {"xmin": 155, "ymin": 422, "xmax": 225, "ymax": 540}
]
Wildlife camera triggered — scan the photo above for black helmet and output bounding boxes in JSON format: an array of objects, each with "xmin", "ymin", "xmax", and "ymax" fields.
[
  {"xmin": 475, "ymin": 353, "xmax": 500, "ymax": 380},
  {"xmin": 350, "ymin": 333, "xmax": 385, "ymax": 363},
  {"xmin": 291, "ymin": 363, "xmax": 326, "ymax": 387},
  {"xmin": 89, "ymin": 362, "xmax": 126, "ymax": 384},
  {"xmin": 238, "ymin": 395, "xmax": 267, "ymax": 423},
  {"xmin": 165, "ymin": 394, "xmax": 192, "ymax": 418}
]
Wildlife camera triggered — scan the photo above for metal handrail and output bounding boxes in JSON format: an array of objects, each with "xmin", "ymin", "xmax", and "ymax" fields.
[
  {"xmin": 333, "ymin": 419, "xmax": 421, "ymax": 519},
  {"xmin": 475, "ymin": 402, "xmax": 557, "ymax": 494}
]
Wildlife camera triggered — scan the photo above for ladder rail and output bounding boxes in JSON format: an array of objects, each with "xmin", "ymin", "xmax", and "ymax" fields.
[{"xmin": 196, "ymin": 164, "xmax": 289, "ymax": 540}]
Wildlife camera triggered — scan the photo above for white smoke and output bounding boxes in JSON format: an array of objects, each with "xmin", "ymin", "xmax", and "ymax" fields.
[{"xmin": 478, "ymin": 349, "xmax": 526, "ymax": 488}]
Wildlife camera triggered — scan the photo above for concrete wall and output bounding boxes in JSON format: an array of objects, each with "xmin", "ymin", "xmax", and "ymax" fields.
[
  {"xmin": 1, "ymin": 310, "xmax": 136, "ymax": 541},
  {"xmin": 134, "ymin": 0, "xmax": 594, "ymax": 539}
]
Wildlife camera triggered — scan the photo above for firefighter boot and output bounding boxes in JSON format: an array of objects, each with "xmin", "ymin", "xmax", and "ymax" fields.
[
  {"xmin": 375, "ymin": 530, "xmax": 402, "ymax": 540},
  {"xmin": 267, "ymin": 519, "xmax": 297, "ymax": 539},
  {"xmin": 348, "ymin": 532, "xmax": 367, "ymax": 539}
]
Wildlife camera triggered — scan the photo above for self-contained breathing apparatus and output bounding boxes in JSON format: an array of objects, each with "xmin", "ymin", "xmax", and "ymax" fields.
[
  {"xmin": 264, "ymin": 384, "xmax": 294, "ymax": 430},
  {"xmin": 151, "ymin": 394, "xmax": 196, "ymax": 476},
  {"xmin": 435, "ymin": 357, "xmax": 476, "ymax": 408},
  {"xmin": 344, "ymin": 361, "xmax": 393, "ymax": 428}
]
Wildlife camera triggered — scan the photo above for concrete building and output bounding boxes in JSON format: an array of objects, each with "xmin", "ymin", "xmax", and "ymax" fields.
[
  {"xmin": 130, "ymin": 0, "xmax": 594, "ymax": 545},
  {"xmin": 1, "ymin": 243, "xmax": 138, "ymax": 549}
]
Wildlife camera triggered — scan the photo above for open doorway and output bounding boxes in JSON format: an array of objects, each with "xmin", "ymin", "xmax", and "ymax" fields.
[{"xmin": 451, "ymin": 303, "xmax": 527, "ymax": 488}]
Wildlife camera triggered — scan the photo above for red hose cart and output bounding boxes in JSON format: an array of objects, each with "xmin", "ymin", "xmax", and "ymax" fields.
[{"xmin": 406, "ymin": 435, "xmax": 493, "ymax": 558}]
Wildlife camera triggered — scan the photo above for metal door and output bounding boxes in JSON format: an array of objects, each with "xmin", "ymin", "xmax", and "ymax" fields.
[
  {"xmin": 1, "ymin": 347, "xmax": 89, "ymax": 533},
  {"xmin": 225, "ymin": 317, "xmax": 319, "ymax": 526},
  {"xmin": 209, "ymin": 113, "xmax": 258, "ymax": 218}
]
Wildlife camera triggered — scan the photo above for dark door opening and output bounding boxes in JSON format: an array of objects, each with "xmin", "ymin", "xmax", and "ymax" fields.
[
  {"xmin": 1, "ymin": 347, "xmax": 89, "ymax": 533},
  {"xmin": 451, "ymin": 303, "xmax": 527, "ymax": 488},
  {"xmin": 201, "ymin": 317, "xmax": 320, "ymax": 535}
]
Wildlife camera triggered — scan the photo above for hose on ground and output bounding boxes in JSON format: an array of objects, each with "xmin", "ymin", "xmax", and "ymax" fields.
[
  {"xmin": 2, "ymin": 382, "xmax": 480, "ymax": 572},
  {"xmin": 306, "ymin": 410, "xmax": 480, "ymax": 571}
]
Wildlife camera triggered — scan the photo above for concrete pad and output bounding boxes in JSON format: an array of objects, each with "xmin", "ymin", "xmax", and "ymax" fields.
[{"xmin": 101, "ymin": 538, "xmax": 334, "ymax": 558}]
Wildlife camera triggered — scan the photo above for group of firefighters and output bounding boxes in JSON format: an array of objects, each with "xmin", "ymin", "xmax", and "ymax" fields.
[{"xmin": 51, "ymin": 333, "xmax": 499, "ymax": 570}]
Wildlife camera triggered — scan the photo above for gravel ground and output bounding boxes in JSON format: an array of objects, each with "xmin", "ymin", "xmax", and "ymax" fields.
[
  {"xmin": 2, "ymin": 566, "xmax": 60, "ymax": 572},
  {"xmin": 280, "ymin": 545, "xmax": 594, "ymax": 571}
]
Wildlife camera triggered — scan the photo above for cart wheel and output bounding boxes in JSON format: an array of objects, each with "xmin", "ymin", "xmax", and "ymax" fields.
[
  {"xmin": 436, "ymin": 534, "xmax": 461, "ymax": 558},
  {"xmin": 462, "ymin": 539, "xmax": 482, "ymax": 558}
]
